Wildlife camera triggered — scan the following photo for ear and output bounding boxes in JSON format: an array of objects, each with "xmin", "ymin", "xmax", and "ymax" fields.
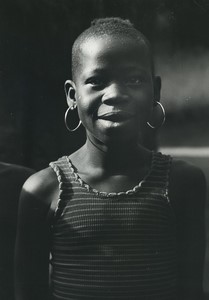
[
  {"xmin": 64, "ymin": 80, "xmax": 77, "ymax": 107},
  {"xmin": 153, "ymin": 76, "xmax": 161, "ymax": 103}
]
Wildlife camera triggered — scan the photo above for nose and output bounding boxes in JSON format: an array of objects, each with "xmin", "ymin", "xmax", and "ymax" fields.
[{"xmin": 102, "ymin": 82, "xmax": 129, "ymax": 104}]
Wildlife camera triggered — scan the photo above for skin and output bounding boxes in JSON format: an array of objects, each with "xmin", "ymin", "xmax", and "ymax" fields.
[{"xmin": 15, "ymin": 35, "xmax": 206, "ymax": 300}]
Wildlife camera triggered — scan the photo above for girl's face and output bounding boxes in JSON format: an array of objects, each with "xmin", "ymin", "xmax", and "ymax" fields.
[{"xmin": 73, "ymin": 35, "xmax": 160, "ymax": 146}]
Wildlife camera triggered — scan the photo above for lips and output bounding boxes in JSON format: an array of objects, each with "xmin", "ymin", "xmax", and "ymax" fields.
[{"xmin": 97, "ymin": 111, "xmax": 134, "ymax": 122}]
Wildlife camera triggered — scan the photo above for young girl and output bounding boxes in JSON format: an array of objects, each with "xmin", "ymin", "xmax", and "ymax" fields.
[{"xmin": 15, "ymin": 18, "xmax": 206, "ymax": 300}]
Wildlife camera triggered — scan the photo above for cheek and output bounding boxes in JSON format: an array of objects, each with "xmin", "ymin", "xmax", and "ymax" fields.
[
  {"xmin": 76, "ymin": 97, "xmax": 96, "ymax": 128},
  {"xmin": 135, "ymin": 89, "xmax": 153, "ymax": 114},
  {"xmin": 76, "ymin": 89, "xmax": 101, "ymax": 119},
  {"xmin": 77, "ymin": 101, "xmax": 89, "ymax": 122}
]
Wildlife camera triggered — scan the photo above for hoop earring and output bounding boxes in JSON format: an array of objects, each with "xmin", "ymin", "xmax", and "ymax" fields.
[
  {"xmin": 64, "ymin": 107, "xmax": 81, "ymax": 132},
  {"xmin": 147, "ymin": 101, "xmax": 165, "ymax": 129}
]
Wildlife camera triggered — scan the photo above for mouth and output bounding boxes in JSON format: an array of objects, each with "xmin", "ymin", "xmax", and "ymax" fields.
[{"xmin": 97, "ymin": 111, "xmax": 134, "ymax": 122}]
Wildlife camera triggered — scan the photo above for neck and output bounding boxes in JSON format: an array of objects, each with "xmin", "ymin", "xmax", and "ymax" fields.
[{"xmin": 81, "ymin": 134, "xmax": 150, "ymax": 171}]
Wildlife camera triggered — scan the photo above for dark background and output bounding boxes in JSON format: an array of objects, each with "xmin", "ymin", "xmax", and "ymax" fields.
[{"xmin": 0, "ymin": 0, "xmax": 209, "ymax": 296}]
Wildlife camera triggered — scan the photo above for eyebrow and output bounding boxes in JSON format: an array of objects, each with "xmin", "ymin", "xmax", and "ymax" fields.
[
  {"xmin": 85, "ymin": 66, "xmax": 148, "ymax": 75},
  {"xmin": 81, "ymin": 63, "xmax": 151, "ymax": 82},
  {"xmin": 81, "ymin": 68, "xmax": 108, "ymax": 80}
]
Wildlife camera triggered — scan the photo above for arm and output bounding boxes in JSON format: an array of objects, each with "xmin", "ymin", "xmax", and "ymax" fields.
[
  {"xmin": 14, "ymin": 168, "xmax": 59, "ymax": 300},
  {"xmin": 0, "ymin": 163, "xmax": 34, "ymax": 300},
  {"xmin": 169, "ymin": 160, "xmax": 206, "ymax": 300}
]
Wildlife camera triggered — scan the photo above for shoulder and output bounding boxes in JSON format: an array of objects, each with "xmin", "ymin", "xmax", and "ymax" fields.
[
  {"xmin": 20, "ymin": 166, "xmax": 59, "ymax": 211},
  {"xmin": 168, "ymin": 158, "xmax": 206, "ymax": 215},
  {"xmin": 169, "ymin": 158, "xmax": 206, "ymax": 191},
  {"xmin": 22, "ymin": 166, "xmax": 58, "ymax": 197}
]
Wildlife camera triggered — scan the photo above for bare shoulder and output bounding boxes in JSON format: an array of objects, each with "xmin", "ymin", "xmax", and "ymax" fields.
[
  {"xmin": 170, "ymin": 158, "xmax": 206, "ymax": 187},
  {"xmin": 169, "ymin": 158, "xmax": 206, "ymax": 213},
  {"xmin": 23, "ymin": 167, "xmax": 58, "ymax": 196},
  {"xmin": 20, "ymin": 166, "xmax": 59, "ymax": 213}
]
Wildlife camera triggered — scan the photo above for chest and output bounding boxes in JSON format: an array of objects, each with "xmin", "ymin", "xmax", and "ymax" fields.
[
  {"xmin": 77, "ymin": 167, "xmax": 150, "ymax": 194},
  {"xmin": 52, "ymin": 190, "xmax": 175, "ymax": 244}
]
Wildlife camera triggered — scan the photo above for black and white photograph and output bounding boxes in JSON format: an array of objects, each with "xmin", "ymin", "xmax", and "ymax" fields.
[{"xmin": 0, "ymin": 1, "xmax": 208, "ymax": 299}]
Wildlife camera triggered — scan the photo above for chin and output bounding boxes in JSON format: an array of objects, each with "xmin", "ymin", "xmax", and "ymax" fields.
[{"xmin": 100, "ymin": 131, "xmax": 139, "ymax": 147}]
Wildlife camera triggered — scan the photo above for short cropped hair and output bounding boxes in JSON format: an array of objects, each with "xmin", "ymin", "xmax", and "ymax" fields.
[{"xmin": 72, "ymin": 17, "xmax": 154, "ymax": 81}]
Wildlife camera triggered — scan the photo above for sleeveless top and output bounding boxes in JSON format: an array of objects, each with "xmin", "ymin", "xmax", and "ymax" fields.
[{"xmin": 49, "ymin": 152, "xmax": 177, "ymax": 300}]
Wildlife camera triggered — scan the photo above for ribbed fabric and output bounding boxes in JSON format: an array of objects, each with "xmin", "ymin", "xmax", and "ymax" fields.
[{"xmin": 49, "ymin": 152, "xmax": 177, "ymax": 300}]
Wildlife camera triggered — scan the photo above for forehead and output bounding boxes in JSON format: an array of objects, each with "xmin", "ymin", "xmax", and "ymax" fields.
[{"xmin": 78, "ymin": 35, "xmax": 152, "ymax": 76}]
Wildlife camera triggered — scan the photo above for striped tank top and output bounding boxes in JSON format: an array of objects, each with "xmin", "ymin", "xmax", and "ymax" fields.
[{"xmin": 49, "ymin": 152, "xmax": 177, "ymax": 300}]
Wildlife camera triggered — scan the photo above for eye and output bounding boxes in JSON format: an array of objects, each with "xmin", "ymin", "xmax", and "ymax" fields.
[
  {"xmin": 124, "ymin": 76, "xmax": 144, "ymax": 86},
  {"xmin": 86, "ymin": 77, "xmax": 106, "ymax": 87}
]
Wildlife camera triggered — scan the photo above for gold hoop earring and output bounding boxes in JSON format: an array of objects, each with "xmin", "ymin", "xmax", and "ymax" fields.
[
  {"xmin": 147, "ymin": 101, "xmax": 165, "ymax": 129},
  {"xmin": 64, "ymin": 107, "xmax": 82, "ymax": 132}
]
